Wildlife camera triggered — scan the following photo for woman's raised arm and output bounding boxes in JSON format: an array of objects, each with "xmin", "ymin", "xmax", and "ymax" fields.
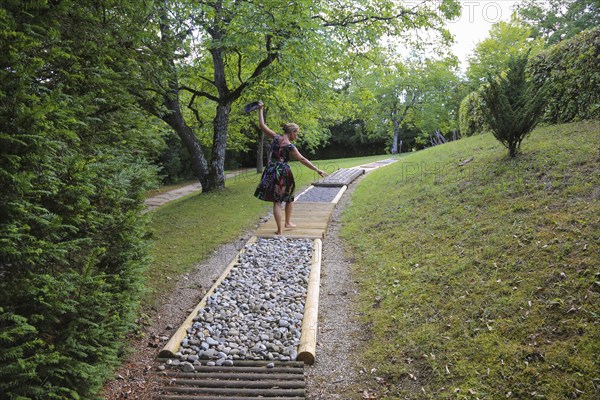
[{"xmin": 258, "ymin": 102, "xmax": 277, "ymax": 139}]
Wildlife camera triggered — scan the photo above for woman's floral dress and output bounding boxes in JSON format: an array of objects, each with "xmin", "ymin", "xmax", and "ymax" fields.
[{"xmin": 254, "ymin": 135, "xmax": 296, "ymax": 203}]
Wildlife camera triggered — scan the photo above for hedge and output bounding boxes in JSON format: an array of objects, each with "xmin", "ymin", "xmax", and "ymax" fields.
[
  {"xmin": 460, "ymin": 27, "xmax": 600, "ymax": 136},
  {"xmin": 528, "ymin": 26, "xmax": 600, "ymax": 123},
  {"xmin": 0, "ymin": 2, "xmax": 156, "ymax": 398}
]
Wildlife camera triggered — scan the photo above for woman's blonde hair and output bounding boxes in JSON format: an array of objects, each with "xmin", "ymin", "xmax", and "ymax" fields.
[{"xmin": 283, "ymin": 123, "xmax": 299, "ymax": 135}]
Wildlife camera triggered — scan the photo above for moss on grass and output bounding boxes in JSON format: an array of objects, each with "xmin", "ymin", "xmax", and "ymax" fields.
[{"xmin": 341, "ymin": 121, "xmax": 599, "ymax": 399}]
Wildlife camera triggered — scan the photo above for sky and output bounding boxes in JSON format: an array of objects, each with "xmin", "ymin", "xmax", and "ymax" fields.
[{"xmin": 446, "ymin": 0, "xmax": 521, "ymax": 69}]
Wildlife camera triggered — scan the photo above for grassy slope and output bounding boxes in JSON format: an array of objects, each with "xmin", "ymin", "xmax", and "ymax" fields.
[
  {"xmin": 145, "ymin": 154, "xmax": 395, "ymax": 306},
  {"xmin": 341, "ymin": 121, "xmax": 599, "ymax": 399}
]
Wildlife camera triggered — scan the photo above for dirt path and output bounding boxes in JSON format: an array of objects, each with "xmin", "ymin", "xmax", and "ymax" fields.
[
  {"xmin": 102, "ymin": 176, "xmax": 372, "ymax": 399},
  {"xmin": 304, "ymin": 177, "xmax": 372, "ymax": 399}
]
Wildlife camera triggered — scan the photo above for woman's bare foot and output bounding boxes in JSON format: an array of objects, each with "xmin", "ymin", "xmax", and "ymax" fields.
[
  {"xmin": 275, "ymin": 230, "xmax": 283, "ymax": 235},
  {"xmin": 285, "ymin": 222, "xmax": 296, "ymax": 228}
]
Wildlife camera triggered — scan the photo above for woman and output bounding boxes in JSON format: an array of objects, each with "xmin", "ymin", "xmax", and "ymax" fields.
[{"xmin": 254, "ymin": 102, "xmax": 327, "ymax": 235}]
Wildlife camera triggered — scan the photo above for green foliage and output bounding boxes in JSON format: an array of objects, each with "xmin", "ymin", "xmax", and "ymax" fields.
[
  {"xmin": 466, "ymin": 17, "xmax": 545, "ymax": 87},
  {"xmin": 528, "ymin": 26, "xmax": 600, "ymax": 123},
  {"xmin": 479, "ymin": 52, "xmax": 546, "ymax": 157},
  {"xmin": 410, "ymin": 58, "xmax": 464, "ymax": 136},
  {"xmin": 341, "ymin": 120, "xmax": 600, "ymax": 399},
  {"xmin": 347, "ymin": 53, "xmax": 463, "ymax": 152},
  {"xmin": 1, "ymin": 1, "xmax": 156, "ymax": 398},
  {"xmin": 518, "ymin": 0, "xmax": 600, "ymax": 45},
  {"xmin": 459, "ymin": 90, "xmax": 490, "ymax": 136}
]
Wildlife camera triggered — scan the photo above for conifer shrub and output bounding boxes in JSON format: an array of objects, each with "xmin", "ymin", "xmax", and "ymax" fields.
[
  {"xmin": 479, "ymin": 52, "xmax": 547, "ymax": 157},
  {"xmin": 0, "ymin": 111, "xmax": 155, "ymax": 399},
  {"xmin": 1, "ymin": 2, "xmax": 156, "ymax": 398},
  {"xmin": 529, "ymin": 26, "xmax": 600, "ymax": 123}
]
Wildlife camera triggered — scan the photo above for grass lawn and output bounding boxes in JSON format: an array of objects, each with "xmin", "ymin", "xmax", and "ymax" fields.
[
  {"xmin": 340, "ymin": 121, "xmax": 599, "ymax": 399},
  {"xmin": 144, "ymin": 168, "xmax": 250, "ymax": 198},
  {"xmin": 144, "ymin": 154, "xmax": 396, "ymax": 307}
]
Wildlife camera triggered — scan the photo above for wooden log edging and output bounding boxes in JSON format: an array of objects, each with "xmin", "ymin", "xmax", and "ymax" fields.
[
  {"xmin": 331, "ymin": 185, "xmax": 347, "ymax": 204},
  {"xmin": 158, "ymin": 237, "xmax": 257, "ymax": 359},
  {"xmin": 296, "ymin": 238, "xmax": 322, "ymax": 364}
]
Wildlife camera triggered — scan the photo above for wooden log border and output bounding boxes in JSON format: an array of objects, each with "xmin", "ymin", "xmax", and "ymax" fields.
[
  {"xmin": 331, "ymin": 185, "xmax": 347, "ymax": 204},
  {"xmin": 296, "ymin": 238, "xmax": 322, "ymax": 364}
]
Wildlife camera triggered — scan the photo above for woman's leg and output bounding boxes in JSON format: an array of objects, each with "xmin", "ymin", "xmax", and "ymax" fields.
[
  {"xmin": 285, "ymin": 202, "xmax": 296, "ymax": 228},
  {"xmin": 273, "ymin": 202, "xmax": 284, "ymax": 235}
]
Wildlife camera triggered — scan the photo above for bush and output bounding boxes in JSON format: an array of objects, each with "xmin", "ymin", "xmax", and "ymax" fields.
[
  {"xmin": 480, "ymin": 52, "xmax": 546, "ymax": 157},
  {"xmin": 529, "ymin": 26, "xmax": 600, "ymax": 123},
  {"xmin": 459, "ymin": 90, "xmax": 490, "ymax": 136},
  {"xmin": 0, "ymin": 134, "xmax": 153, "ymax": 398}
]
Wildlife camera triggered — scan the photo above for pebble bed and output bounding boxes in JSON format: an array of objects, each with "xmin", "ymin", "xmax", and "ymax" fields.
[
  {"xmin": 297, "ymin": 186, "xmax": 342, "ymax": 203},
  {"xmin": 173, "ymin": 237, "xmax": 313, "ymax": 367}
]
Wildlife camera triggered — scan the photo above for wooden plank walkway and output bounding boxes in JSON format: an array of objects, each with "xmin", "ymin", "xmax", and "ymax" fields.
[{"xmin": 254, "ymin": 202, "xmax": 335, "ymax": 239}]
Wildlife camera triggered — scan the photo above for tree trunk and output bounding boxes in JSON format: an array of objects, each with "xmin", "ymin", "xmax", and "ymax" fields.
[
  {"xmin": 162, "ymin": 93, "xmax": 210, "ymax": 189},
  {"xmin": 256, "ymin": 131, "xmax": 265, "ymax": 173},
  {"xmin": 391, "ymin": 114, "xmax": 400, "ymax": 154},
  {"xmin": 207, "ymin": 103, "xmax": 231, "ymax": 190},
  {"xmin": 390, "ymin": 102, "xmax": 400, "ymax": 154},
  {"xmin": 390, "ymin": 99, "xmax": 414, "ymax": 154},
  {"xmin": 255, "ymin": 109, "xmax": 270, "ymax": 173}
]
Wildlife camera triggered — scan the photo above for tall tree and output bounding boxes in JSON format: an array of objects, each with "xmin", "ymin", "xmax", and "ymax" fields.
[
  {"xmin": 137, "ymin": 0, "xmax": 461, "ymax": 191},
  {"xmin": 517, "ymin": 0, "xmax": 600, "ymax": 44},
  {"xmin": 350, "ymin": 54, "xmax": 462, "ymax": 153}
]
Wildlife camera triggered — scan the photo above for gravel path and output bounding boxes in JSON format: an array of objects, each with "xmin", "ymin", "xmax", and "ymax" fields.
[
  {"xmin": 297, "ymin": 186, "xmax": 343, "ymax": 203},
  {"xmin": 173, "ymin": 237, "xmax": 313, "ymax": 366}
]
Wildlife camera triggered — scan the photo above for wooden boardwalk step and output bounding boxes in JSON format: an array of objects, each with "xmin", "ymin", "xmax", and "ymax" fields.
[
  {"xmin": 159, "ymin": 397, "xmax": 303, "ymax": 400},
  {"xmin": 255, "ymin": 202, "xmax": 335, "ymax": 239},
  {"xmin": 158, "ymin": 379, "xmax": 305, "ymax": 388},
  {"xmin": 156, "ymin": 361, "xmax": 305, "ymax": 399},
  {"xmin": 159, "ymin": 387, "xmax": 305, "ymax": 397},
  {"xmin": 313, "ymin": 168, "xmax": 364, "ymax": 187}
]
